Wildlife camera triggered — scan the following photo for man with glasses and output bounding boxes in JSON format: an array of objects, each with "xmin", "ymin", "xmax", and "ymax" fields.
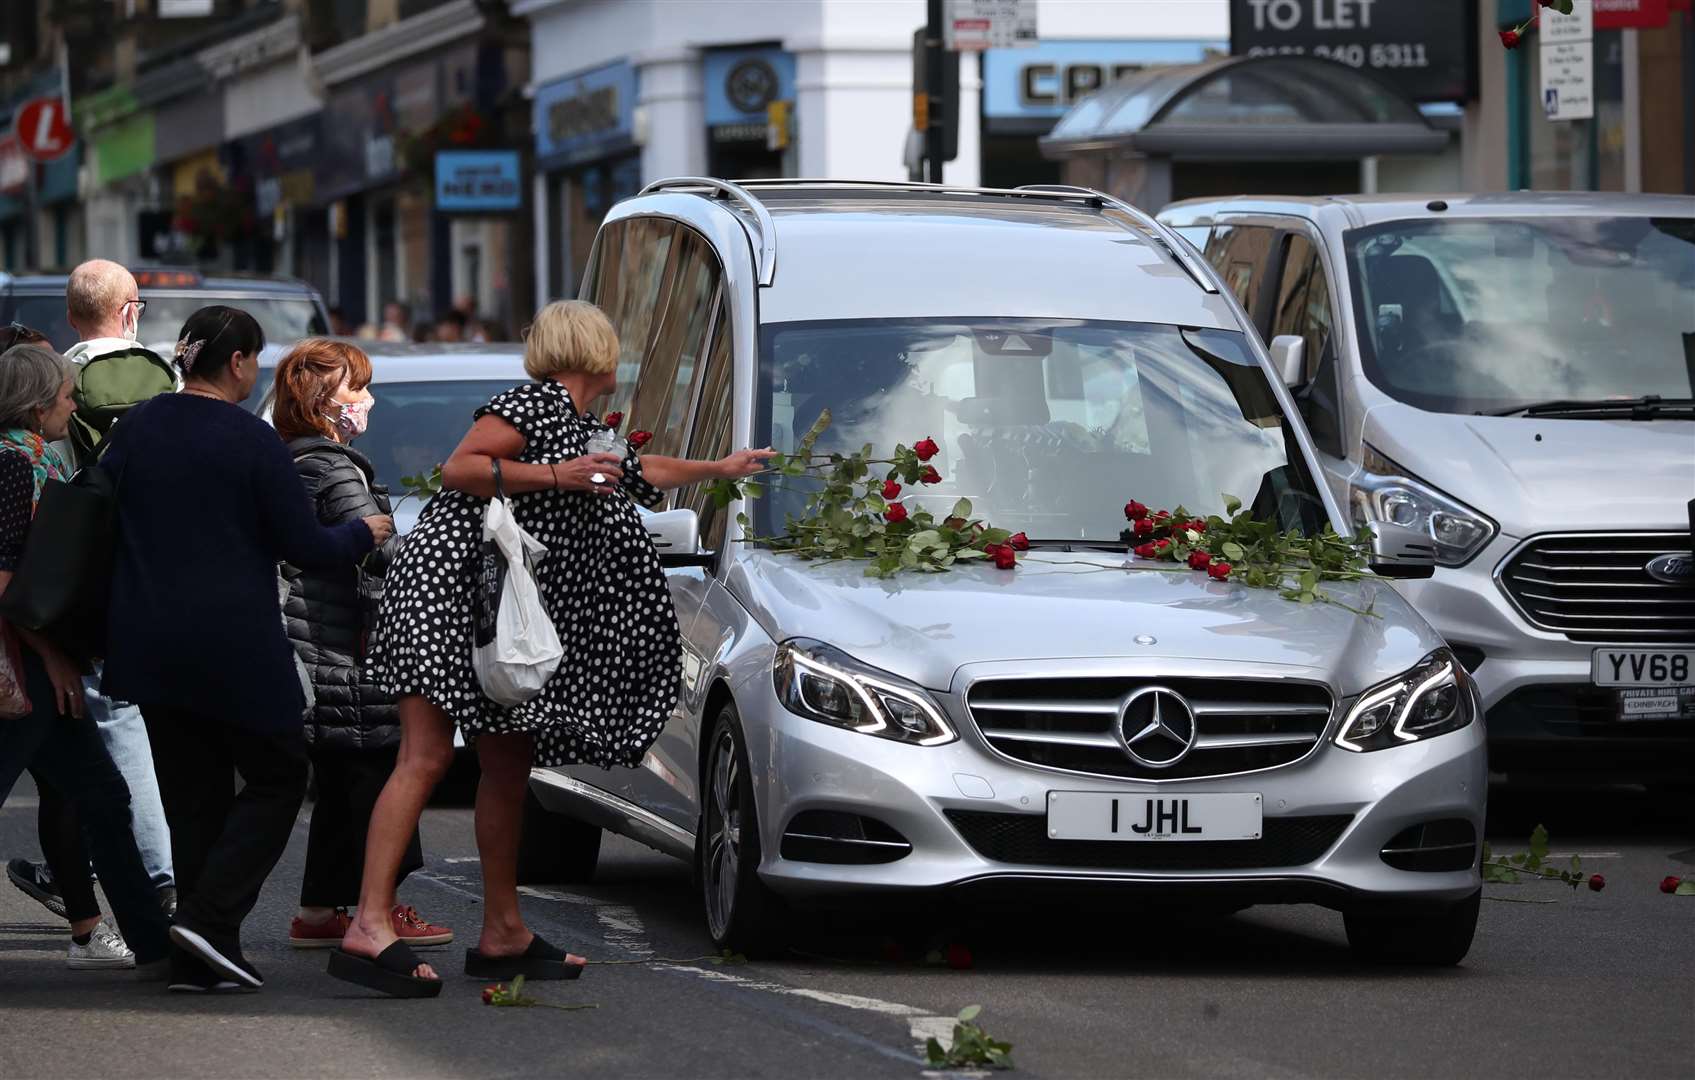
[{"xmin": 4, "ymin": 264, "xmax": 179, "ymax": 955}]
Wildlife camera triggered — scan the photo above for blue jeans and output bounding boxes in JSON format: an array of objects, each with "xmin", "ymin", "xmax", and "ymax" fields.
[
  {"xmin": 0, "ymin": 652, "xmax": 171, "ymax": 964},
  {"xmin": 85, "ymin": 672, "xmax": 174, "ymax": 890}
]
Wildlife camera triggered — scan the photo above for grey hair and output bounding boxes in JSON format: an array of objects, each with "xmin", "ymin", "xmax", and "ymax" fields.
[
  {"xmin": 0, "ymin": 344, "xmax": 75, "ymax": 432},
  {"xmin": 66, "ymin": 259, "xmax": 134, "ymax": 328}
]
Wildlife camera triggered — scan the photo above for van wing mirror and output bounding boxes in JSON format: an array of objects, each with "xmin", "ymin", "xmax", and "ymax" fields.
[
  {"xmin": 646, "ymin": 508, "xmax": 714, "ymax": 568},
  {"xmin": 1268, "ymin": 335, "xmax": 1306, "ymax": 389},
  {"xmin": 1369, "ymin": 521, "xmax": 1437, "ymax": 580}
]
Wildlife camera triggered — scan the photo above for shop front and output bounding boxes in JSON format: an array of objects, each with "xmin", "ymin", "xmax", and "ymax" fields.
[
  {"xmin": 980, "ymin": 39, "xmax": 1224, "ymax": 188},
  {"xmin": 533, "ymin": 60, "xmax": 642, "ymax": 299},
  {"xmin": 703, "ymin": 45, "xmax": 797, "ymax": 180},
  {"xmin": 1, "ymin": 73, "xmax": 86, "ymax": 269}
]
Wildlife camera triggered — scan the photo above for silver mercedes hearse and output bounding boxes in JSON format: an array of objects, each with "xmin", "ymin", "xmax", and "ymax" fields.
[{"xmin": 523, "ymin": 179, "xmax": 1487, "ymax": 965}]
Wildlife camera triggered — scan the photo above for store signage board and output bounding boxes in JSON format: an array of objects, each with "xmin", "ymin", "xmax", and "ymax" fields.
[
  {"xmin": 1595, "ymin": 0, "xmax": 1670, "ymax": 28},
  {"xmin": 945, "ymin": 0, "xmax": 1038, "ymax": 52},
  {"xmin": 983, "ymin": 40, "xmax": 1223, "ymax": 120},
  {"xmin": 1229, "ymin": 0, "xmax": 1476, "ymax": 103},
  {"xmin": 1541, "ymin": 1, "xmax": 1593, "ymax": 121},
  {"xmin": 159, "ymin": 0, "xmax": 214, "ymax": 15},
  {"xmin": 436, "ymin": 150, "xmax": 522, "ymax": 212},
  {"xmin": 534, "ymin": 61, "xmax": 637, "ymax": 168}
]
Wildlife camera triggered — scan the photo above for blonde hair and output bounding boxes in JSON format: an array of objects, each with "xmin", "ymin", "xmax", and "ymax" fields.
[{"xmin": 524, "ymin": 300, "xmax": 618, "ymax": 380}]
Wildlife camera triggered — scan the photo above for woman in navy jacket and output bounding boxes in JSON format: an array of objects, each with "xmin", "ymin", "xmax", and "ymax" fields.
[{"xmin": 101, "ymin": 306, "xmax": 394, "ymax": 992}]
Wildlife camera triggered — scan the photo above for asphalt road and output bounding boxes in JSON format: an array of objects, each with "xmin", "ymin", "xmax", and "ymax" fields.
[{"xmin": 1, "ymin": 778, "xmax": 1690, "ymax": 1080}]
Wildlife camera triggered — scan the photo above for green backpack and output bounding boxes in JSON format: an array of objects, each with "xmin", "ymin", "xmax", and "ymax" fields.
[{"xmin": 68, "ymin": 345, "xmax": 178, "ymax": 469}]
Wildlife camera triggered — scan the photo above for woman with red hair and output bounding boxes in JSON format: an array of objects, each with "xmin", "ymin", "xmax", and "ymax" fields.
[{"xmin": 266, "ymin": 339, "xmax": 451, "ymax": 954}]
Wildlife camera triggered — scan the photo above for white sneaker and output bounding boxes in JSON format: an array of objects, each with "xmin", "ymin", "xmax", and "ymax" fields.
[{"xmin": 68, "ymin": 922, "xmax": 135, "ymax": 970}]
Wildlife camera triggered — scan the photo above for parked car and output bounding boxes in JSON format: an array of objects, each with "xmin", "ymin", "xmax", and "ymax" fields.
[
  {"xmin": 1158, "ymin": 193, "xmax": 1695, "ymax": 786},
  {"xmin": 0, "ymin": 267, "xmax": 330, "ymax": 355},
  {"xmin": 519, "ymin": 178, "xmax": 1487, "ymax": 965}
]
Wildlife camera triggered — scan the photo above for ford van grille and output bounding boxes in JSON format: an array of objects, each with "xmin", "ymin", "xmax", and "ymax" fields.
[
  {"xmin": 965, "ymin": 677, "xmax": 1334, "ymax": 781},
  {"xmin": 1498, "ymin": 532, "xmax": 1695, "ymax": 643}
]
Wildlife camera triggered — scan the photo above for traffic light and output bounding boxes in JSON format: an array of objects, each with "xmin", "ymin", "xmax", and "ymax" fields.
[{"xmin": 912, "ymin": 27, "xmax": 959, "ymax": 164}]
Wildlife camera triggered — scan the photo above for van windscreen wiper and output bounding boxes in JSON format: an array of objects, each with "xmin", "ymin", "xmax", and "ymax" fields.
[{"xmin": 1481, "ymin": 395, "xmax": 1695, "ymax": 419}]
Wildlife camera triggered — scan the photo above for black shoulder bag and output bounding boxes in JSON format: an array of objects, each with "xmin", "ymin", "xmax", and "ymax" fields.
[{"xmin": 0, "ymin": 465, "xmax": 120, "ymax": 663}]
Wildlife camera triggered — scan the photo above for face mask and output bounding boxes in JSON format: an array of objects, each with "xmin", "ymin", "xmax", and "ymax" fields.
[
  {"xmin": 327, "ymin": 397, "xmax": 373, "ymax": 442},
  {"xmin": 123, "ymin": 304, "xmax": 140, "ymax": 342}
]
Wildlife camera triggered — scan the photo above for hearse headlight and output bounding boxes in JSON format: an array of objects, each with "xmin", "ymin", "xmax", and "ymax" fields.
[
  {"xmin": 1351, "ymin": 445, "xmax": 1496, "ymax": 567},
  {"xmin": 1335, "ymin": 649, "xmax": 1474, "ymax": 753},
  {"xmin": 773, "ymin": 639, "xmax": 955, "ymax": 746}
]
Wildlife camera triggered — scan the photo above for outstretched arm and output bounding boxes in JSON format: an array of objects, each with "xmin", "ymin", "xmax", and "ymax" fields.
[{"xmin": 640, "ymin": 448, "xmax": 776, "ymax": 492}]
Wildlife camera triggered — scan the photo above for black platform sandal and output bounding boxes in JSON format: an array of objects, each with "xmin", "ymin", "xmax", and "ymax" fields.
[
  {"xmin": 328, "ymin": 941, "xmax": 445, "ymax": 998},
  {"xmin": 464, "ymin": 933, "xmax": 586, "ymax": 981}
]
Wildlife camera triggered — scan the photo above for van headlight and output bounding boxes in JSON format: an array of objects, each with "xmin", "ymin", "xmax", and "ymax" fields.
[
  {"xmin": 773, "ymin": 639, "xmax": 956, "ymax": 746},
  {"xmin": 1350, "ymin": 445, "xmax": 1496, "ymax": 567},
  {"xmin": 1335, "ymin": 649, "xmax": 1474, "ymax": 752}
]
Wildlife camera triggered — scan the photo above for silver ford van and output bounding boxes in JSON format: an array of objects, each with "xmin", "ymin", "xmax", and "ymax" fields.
[
  {"xmin": 1160, "ymin": 193, "xmax": 1695, "ymax": 788},
  {"xmin": 523, "ymin": 179, "xmax": 1487, "ymax": 965}
]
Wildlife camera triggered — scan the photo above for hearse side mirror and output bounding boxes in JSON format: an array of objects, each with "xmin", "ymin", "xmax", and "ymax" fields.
[
  {"xmin": 647, "ymin": 508, "xmax": 714, "ymax": 569},
  {"xmin": 1268, "ymin": 335, "xmax": 1306, "ymax": 389},
  {"xmin": 1369, "ymin": 521, "xmax": 1437, "ymax": 580}
]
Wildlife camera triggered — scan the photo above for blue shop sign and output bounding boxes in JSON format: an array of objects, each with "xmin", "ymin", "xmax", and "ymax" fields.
[
  {"xmin": 534, "ymin": 61, "xmax": 636, "ymax": 170},
  {"xmin": 436, "ymin": 150, "xmax": 521, "ymax": 212},
  {"xmin": 982, "ymin": 40, "xmax": 1224, "ymax": 122},
  {"xmin": 702, "ymin": 46, "xmax": 796, "ymax": 127}
]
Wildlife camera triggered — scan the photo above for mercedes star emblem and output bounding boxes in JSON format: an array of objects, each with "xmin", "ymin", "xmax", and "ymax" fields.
[{"xmin": 1117, "ymin": 686, "xmax": 1198, "ymax": 768}]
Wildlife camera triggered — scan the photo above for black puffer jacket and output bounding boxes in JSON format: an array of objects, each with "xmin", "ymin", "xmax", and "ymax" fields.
[{"xmin": 282, "ymin": 437, "xmax": 403, "ymax": 750}]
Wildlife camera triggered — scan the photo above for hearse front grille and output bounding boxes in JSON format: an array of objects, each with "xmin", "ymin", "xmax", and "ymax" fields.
[
  {"xmin": 946, "ymin": 811, "xmax": 1352, "ymax": 871},
  {"xmin": 965, "ymin": 676, "xmax": 1334, "ymax": 781}
]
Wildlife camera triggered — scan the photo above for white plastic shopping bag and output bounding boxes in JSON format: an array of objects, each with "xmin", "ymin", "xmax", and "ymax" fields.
[{"xmin": 471, "ymin": 475, "xmax": 564, "ymax": 707}]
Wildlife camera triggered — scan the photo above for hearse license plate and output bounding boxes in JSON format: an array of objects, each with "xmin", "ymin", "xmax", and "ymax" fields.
[
  {"xmin": 1047, "ymin": 792, "xmax": 1262, "ymax": 842},
  {"xmin": 1592, "ymin": 649, "xmax": 1694, "ymax": 687}
]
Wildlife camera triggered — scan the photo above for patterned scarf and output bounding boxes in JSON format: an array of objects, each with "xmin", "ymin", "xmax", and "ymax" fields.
[{"xmin": 0, "ymin": 429, "xmax": 70, "ymax": 510}]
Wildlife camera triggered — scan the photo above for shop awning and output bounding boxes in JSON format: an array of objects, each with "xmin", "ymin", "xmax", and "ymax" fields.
[{"xmin": 1041, "ymin": 55, "xmax": 1447, "ymax": 162}]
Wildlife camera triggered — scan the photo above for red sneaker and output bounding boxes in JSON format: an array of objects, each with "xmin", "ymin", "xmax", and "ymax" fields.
[
  {"xmin": 289, "ymin": 908, "xmax": 352, "ymax": 949},
  {"xmin": 392, "ymin": 905, "xmax": 453, "ymax": 947}
]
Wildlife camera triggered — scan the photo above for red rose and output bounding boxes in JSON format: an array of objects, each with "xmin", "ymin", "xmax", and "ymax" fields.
[
  {"xmin": 629, "ymin": 430, "xmax": 653, "ymax": 449},
  {"xmin": 1124, "ymin": 500, "xmax": 1149, "ymax": 521},
  {"xmin": 1133, "ymin": 518, "xmax": 1155, "ymax": 537},
  {"xmin": 1207, "ymin": 561, "xmax": 1232, "ymax": 581},
  {"xmin": 945, "ymin": 943, "xmax": 974, "ymax": 970},
  {"xmin": 1133, "ymin": 542, "xmax": 1158, "ymax": 558},
  {"xmin": 920, "ymin": 466, "xmax": 942, "ymax": 485},
  {"xmin": 481, "ymin": 986, "xmax": 497, "ymax": 1005},
  {"xmin": 1008, "ymin": 532, "xmax": 1029, "ymax": 551},
  {"xmin": 1187, "ymin": 551, "xmax": 1212, "ymax": 571},
  {"xmin": 1188, "ymin": 520, "xmax": 1207, "ymax": 533},
  {"xmin": 603, "ymin": 411, "xmax": 624, "ymax": 429},
  {"xmin": 882, "ymin": 479, "xmax": 902, "ymax": 500},
  {"xmin": 1587, "ymin": 874, "xmax": 1606, "ymax": 892},
  {"xmin": 913, "ymin": 437, "xmax": 940, "ymax": 461},
  {"xmin": 1155, "ymin": 539, "xmax": 1172, "ymax": 551},
  {"xmin": 1660, "ymin": 875, "xmax": 1682, "ymax": 894},
  {"xmin": 885, "ymin": 503, "xmax": 908, "ymax": 524},
  {"xmin": 1499, "ymin": 28, "xmax": 1522, "ymax": 48},
  {"xmin": 992, "ymin": 545, "xmax": 1016, "ymax": 570}
]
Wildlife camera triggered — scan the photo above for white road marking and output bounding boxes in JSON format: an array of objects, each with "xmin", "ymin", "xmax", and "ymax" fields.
[{"xmin": 517, "ymin": 884, "xmax": 950, "ymax": 1067}]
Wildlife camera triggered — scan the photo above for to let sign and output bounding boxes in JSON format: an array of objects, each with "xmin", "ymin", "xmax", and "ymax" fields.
[
  {"xmin": 1229, "ymin": 0, "xmax": 1476, "ymax": 102},
  {"xmin": 14, "ymin": 96, "xmax": 74, "ymax": 163}
]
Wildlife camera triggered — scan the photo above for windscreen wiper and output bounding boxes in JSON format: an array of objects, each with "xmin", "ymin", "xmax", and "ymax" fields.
[
  {"xmin": 1481, "ymin": 395, "xmax": 1695, "ymax": 419},
  {"xmin": 1023, "ymin": 538, "xmax": 1127, "ymax": 553}
]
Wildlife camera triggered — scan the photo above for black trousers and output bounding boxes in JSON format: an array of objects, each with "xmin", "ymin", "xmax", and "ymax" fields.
[
  {"xmin": 0, "ymin": 651, "xmax": 170, "ymax": 964},
  {"xmin": 299, "ymin": 745, "xmax": 422, "ymax": 909},
  {"xmin": 141, "ymin": 704, "xmax": 308, "ymax": 950},
  {"xmin": 30, "ymin": 778, "xmax": 100, "ymax": 923}
]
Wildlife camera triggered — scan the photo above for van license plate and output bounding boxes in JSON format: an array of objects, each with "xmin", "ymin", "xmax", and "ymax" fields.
[
  {"xmin": 1591, "ymin": 649, "xmax": 1694, "ymax": 687},
  {"xmin": 1047, "ymin": 792, "xmax": 1261, "ymax": 842}
]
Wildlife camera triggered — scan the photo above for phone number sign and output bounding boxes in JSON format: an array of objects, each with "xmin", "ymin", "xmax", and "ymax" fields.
[{"xmin": 1229, "ymin": 0, "xmax": 1476, "ymax": 103}]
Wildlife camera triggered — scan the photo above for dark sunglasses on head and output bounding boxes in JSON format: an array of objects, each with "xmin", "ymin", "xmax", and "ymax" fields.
[{"xmin": 0, "ymin": 323, "xmax": 49, "ymax": 352}]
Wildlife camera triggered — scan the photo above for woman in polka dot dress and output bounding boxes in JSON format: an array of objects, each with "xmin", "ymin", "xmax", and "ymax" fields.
[{"xmin": 327, "ymin": 300, "xmax": 773, "ymax": 998}]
